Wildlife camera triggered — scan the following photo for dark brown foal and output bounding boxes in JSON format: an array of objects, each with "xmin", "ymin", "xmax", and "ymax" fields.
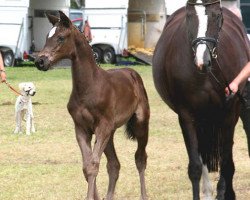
[{"xmin": 35, "ymin": 11, "xmax": 150, "ymax": 200}]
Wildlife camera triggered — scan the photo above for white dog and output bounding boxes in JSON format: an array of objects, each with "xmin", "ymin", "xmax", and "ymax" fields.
[{"xmin": 14, "ymin": 82, "xmax": 36, "ymax": 135}]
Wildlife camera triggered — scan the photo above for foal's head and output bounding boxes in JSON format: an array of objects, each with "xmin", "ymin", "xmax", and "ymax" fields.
[
  {"xmin": 186, "ymin": 0, "xmax": 223, "ymax": 71},
  {"xmin": 35, "ymin": 11, "xmax": 81, "ymax": 71}
]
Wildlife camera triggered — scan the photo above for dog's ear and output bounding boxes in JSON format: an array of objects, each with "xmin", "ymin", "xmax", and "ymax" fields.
[
  {"xmin": 19, "ymin": 83, "xmax": 25, "ymax": 91},
  {"xmin": 30, "ymin": 82, "xmax": 35, "ymax": 88}
]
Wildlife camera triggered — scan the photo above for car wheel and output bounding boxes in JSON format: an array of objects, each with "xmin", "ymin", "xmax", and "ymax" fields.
[
  {"xmin": 92, "ymin": 47, "xmax": 103, "ymax": 63},
  {"xmin": 3, "ymin": 50, "xmax": 15, "ymax": 67},
  {"xmin": 103, "ymin": 48, "xmax": 116, "ymax": 64}
]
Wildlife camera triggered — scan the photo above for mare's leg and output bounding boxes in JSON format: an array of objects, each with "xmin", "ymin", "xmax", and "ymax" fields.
[
  {"xmin": 240, "ymin": 80, "xmax": 250, "ymax": 157},
  {"xmin": 239, "ymin": 106, "xmax": 250, "ymax": 157},
  {"xmin": 104, "ymin": 132, "xmax": 120, "ymax": 200},
  {"xmin": 201, "ymin": 163, "xmax": 213, "ymax": 200},
  {"xmin": 75, "ymin": 126, "xmax": 100, "ymax": 200},
  {"xmin": 179, "ymin": 112, "xmax": 202, "ymax": 200},
  {"xmin": 216, "ymin": 128, "xmax": 235, "ymax": 200}
]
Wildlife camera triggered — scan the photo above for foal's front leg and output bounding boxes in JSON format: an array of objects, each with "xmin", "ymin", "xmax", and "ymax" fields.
[
  {"xmin": 76, "ymin": 121, "xmax": 113, "ymax": 200},
  {"xmin": 104, "ymin": 133, "xmax": 120, "ymax": 200},
  {"xmin": 75, "ymin": 126, "xmax": 99, "ymax": 200},
  {"xmin": 90, "ymin": 121, "xmax": 113, "ymax": 199}
]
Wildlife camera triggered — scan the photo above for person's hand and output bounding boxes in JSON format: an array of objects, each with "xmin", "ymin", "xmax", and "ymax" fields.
[
  {"xmin": 225, "ymin": 82, "xmax": 238, "ymax": 96},
  {"xmin": 0, "ymin": 71, "xmax": 6, "ymax": 82}
]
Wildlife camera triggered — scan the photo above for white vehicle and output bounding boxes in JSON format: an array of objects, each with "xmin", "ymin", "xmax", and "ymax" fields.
[
  {"xmin": 83, "ymin": 7, "xmax": 127, "ymax": 64},
  {"xmin": 83, "ymin": 0, "xmax": 167, "ymax": 64},
  {"xmin": 0, "ymin": 0, "xmax": 70, "ymax": 66}
]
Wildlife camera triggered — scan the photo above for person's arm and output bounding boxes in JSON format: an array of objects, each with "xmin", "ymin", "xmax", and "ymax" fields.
[
  {"xmin": 225, "ymin": 62, "xmax": 250, "ymax": 95},
  {"xmin": 0, "ymin": 53, "xmax": 6, "ymax": 82}
]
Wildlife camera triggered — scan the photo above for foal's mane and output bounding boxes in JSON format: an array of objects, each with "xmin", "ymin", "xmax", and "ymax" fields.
[{"xmin": 63, "ymin": 22, "xmax": 97, "ymax": 64}]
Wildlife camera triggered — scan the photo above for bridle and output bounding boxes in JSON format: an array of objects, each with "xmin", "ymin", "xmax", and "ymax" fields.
[
  {"xmin": 187, "ymin": 0, "xmax": 222, "ymax": 60},
  {"xmin": 187, "ymin": 0, "xmax": 245, "ymax": 104}
]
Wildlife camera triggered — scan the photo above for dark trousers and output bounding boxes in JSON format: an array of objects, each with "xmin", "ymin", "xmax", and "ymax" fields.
[{"xmin": 239, "ymin": 81, "xmax": 250, "ymax": 157}]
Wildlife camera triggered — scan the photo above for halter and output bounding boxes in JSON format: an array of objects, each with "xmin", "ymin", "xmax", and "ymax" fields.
[{"xmin": 187, "ymin": 0, "xmax": 220, "ymax": 6}]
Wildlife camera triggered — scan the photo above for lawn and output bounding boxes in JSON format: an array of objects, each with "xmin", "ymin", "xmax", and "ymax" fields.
[{"xmin": 0, "ymin": 65, "xmax": 249, "ymax": 200}]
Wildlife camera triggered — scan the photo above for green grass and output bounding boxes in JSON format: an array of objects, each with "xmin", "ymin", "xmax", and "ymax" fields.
[{"xmin": 0, "ymin": 65, "xmax": 249, "ymax": 199}]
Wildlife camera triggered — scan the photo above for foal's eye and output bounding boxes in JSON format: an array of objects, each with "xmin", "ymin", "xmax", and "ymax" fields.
[{"xmin": 57, "ymin": 36, "xmax": 64, "ymax": 43}]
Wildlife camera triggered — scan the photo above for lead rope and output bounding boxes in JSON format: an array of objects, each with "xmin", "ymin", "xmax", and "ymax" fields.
[{"xmin": 3, "ymin": 81, "xmax": 22, "ymax": 96}]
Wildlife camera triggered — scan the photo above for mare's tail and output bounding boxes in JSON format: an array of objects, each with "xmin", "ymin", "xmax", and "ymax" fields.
[
  {"xmin": 247, "ymin": 138, "xmax": 250, "ymax": 157},
  {"xmin": 198, "ymin": 124, "xmax": 223, "ymax": 172}
]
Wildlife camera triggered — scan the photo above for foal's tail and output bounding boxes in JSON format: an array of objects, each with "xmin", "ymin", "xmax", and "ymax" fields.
[
  {"xmin": 125, "ymin": 70, "xmax": 150, "ymax": 141},
  {"xmin": 125, "ymin": 113, "xmax": 137, "ymax": 140}
]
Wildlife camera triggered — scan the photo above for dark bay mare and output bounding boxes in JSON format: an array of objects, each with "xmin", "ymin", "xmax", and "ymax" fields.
[
  {"xmin": 35, "ymin": 11, "xmax": 150, "ymax": 200},
  {"xmin": 153, "ymin": 0, "xmax": 250, "ymax": 199}
]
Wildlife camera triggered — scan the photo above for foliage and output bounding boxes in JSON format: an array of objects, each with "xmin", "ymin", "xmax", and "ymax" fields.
[{"xmin": 70, "ymin": 0, "xmax": 79, "ymax": 9}]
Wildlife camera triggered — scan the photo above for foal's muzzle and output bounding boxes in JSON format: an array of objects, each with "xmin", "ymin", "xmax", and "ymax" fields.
[{"xmin": 35, "ymin": 56, "xmax": 51, "ymax": 71}]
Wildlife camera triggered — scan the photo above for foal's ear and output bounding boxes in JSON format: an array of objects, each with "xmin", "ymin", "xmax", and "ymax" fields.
[
  {"xmin": 59, "ymin": 10, "xmax": 71, "ymax": 28},
  {"xmin": 46, "ymin": 12, "xmax": 59, "ymax": 26}
]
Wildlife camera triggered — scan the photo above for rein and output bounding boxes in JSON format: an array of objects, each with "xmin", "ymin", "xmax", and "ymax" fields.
[
  {"xmin": 187, "ymin": 0, "xmax": 220, "ymax": 6},
  {"xmin": 3, "ymin": 81, "xmax": 22, "ymax": 96},
  {"xmin": 209, "ymin": 55, "xmax": 246, "ymax": 104}
]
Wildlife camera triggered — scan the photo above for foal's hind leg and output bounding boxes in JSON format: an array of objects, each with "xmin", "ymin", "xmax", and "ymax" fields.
[
  {"xmin": 104, "ymin": 132, "xmax": 120, "ymax": 200},
  {"xmin": 131, "ymin": 112, "xmax": 149, "ymax": 200}
]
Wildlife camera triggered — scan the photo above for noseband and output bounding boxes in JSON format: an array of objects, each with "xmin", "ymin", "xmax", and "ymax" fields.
[{"xmin": 192, "ymin": 37, "xmax": 218, "ymax": 58}]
